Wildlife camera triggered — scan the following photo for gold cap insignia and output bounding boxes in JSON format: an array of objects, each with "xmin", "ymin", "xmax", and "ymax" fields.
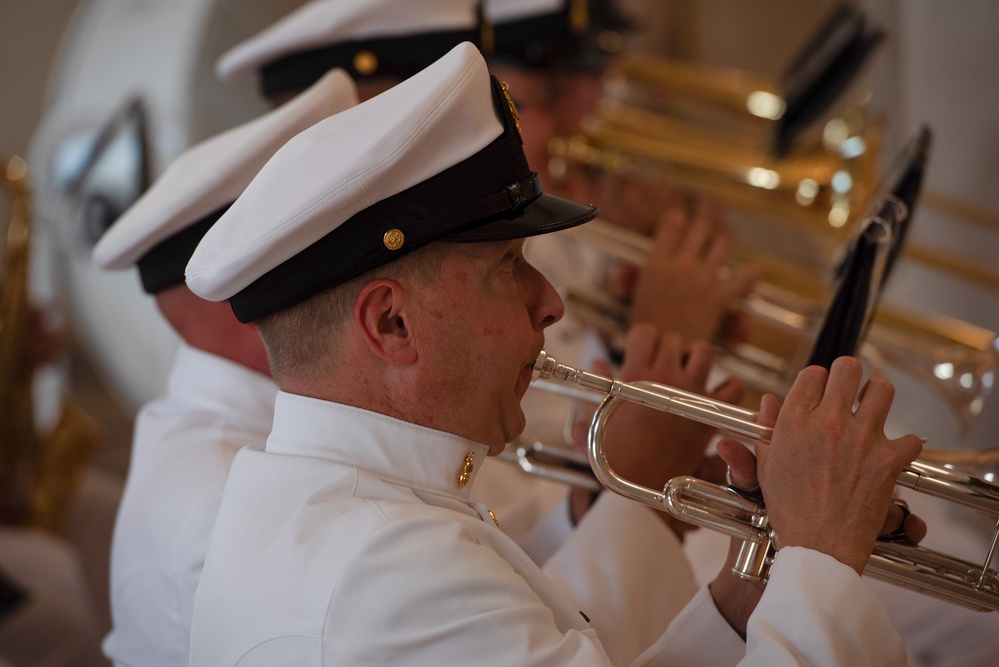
[
  {"xmin": 500, "ymin": 82, "xmax": 523, "ymax": 141},
  {"xmin": 458, "ymin": 452, "xmax": 475, "ymax": 487},
  {"xmin": 383, "ymin": 228, "xmax": 405, "ymax": 251},
  {"xmin": 353, "ymin": 51, "xmax": 379, "ymax": 76},
  {"xmin": 488, "ymin": 510, "xmax": 500, "ymax": 527}
]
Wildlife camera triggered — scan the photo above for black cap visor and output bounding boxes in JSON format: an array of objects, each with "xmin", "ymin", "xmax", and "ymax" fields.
[{"xmin": 444, "ymin": 191, "xmax": 596, "ymax": 242}]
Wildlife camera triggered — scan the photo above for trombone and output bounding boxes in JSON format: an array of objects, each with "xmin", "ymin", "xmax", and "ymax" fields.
[
  {"xmin": 531, "ymin": 350, "xmax": 999, "ymax": 613},
  {"xmin": 555, "ymin": 215, "xmax": 999, "ymax": 437}
]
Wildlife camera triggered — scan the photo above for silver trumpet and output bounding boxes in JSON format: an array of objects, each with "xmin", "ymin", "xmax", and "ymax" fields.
[{"xmin": 532, "ymin": 350, "xmax": 999, "ymax": 612}]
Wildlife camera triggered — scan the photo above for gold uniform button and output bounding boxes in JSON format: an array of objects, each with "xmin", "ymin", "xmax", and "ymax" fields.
[
  {"xmin": 457, "ymin": 452, "xmax": 475, "ymax": 487},
  {"xmin": 383, "ymin": 228, "xmax": 405, "ymax": 251},
  {"xmin": 354, "ymin": 50, "xmax": 379, "ymax": 76}
]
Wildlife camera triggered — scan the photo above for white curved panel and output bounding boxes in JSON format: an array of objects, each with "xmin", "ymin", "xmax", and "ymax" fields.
[{"xmin": 28, "ymin": 0, "xmax": 304, "ymax": 413}]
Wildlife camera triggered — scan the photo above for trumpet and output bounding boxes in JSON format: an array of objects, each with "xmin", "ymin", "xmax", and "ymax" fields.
[{"xmin": 531, "ymin": 350, "xmax": 999, "ymax": 613}]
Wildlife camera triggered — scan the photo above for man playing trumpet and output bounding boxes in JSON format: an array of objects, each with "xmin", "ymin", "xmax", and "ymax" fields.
[{"xmin": 185, "ymin": 42, "xmax": 921, "ymax": 665}]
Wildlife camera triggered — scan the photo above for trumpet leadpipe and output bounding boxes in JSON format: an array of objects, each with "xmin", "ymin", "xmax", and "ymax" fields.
[{"xmin": 533, "ymin": 350, "xmax": 769, "ymax": 444}]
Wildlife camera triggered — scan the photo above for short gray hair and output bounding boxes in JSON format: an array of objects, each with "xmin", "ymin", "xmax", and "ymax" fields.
[{"xmin": 254, "ymin": 242, "xmax": 449, "ymax": 384}]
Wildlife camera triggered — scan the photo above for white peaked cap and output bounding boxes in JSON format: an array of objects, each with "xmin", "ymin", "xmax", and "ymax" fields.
[
  {"xmin": 93, "ymin": 69, "xmax": 358, "ymax": 294},
  {"xmin": 187, "ymin": 42, "xmax": 595, "ymax": 323},
  {"xmin": 216, "ymin": 0, "xmax": 482, "ymax": 85}
]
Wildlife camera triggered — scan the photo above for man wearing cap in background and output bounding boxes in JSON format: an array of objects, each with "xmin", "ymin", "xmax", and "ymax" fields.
[
  {"xmin": 484, "ymin": 0, "xmax": 760, "ymax": 347},
  {"xmin": 215, "ymin": 0, "xmax": 488, "ymax": 105},
  {"xmin": 92, "ymin": 70, "xmax": 357, "ymax": 667},
  {"xmin": 186, "ymin": 42, "xmax": 919, "ymax": 666}
]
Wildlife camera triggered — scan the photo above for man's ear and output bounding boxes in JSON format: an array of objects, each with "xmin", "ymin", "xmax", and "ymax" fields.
[{"xmin": 354, "ymin": 279, "xmax": 417, "ymax": 365}]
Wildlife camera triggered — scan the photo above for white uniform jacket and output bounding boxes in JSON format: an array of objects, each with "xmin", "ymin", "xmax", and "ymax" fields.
[
  {"xmin": 191, "ymin": 391, "xmax": 908, "ymax": 666},
  {"xmin": 104, "ymin": 344, "xmax": 277, "ymax": 667}
]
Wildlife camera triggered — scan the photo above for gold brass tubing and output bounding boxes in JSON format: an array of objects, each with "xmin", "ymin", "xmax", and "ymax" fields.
[
  {"xmin": 558, "ymin": 122, "xmax": 999, "ymax": 294},
  {"xmin": 606, "ymin": 54, "xmax": 779, "ymax": 119},
  {"xmin": 551, "ymin": 126, "xmax": 872, "ymax": 231}
]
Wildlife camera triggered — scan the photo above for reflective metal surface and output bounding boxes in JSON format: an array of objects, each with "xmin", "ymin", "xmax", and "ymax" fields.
[{"xmin": 533, "ymin": 350, "xmax": 999, "ymax": 612}]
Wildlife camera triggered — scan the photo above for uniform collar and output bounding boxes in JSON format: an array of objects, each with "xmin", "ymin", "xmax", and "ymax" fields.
[
  {"xmin": 167, "ymin": 342, "xmax": 278, "ymax": 435},
  {"xmin": 266, "ymin": 391, "xmax": 490, "ymax": 502}
]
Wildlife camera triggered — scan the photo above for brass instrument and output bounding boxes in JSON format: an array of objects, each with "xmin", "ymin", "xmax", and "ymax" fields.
[
  {"xmin": 550, "ymin": 99, "xmax": 879, "ymax": 235},
  {"xmin": 1, "ymin": 156, "xmax": 39, "ymax": 525},
  {"xmin": 532, "ymin": 350, "xmax": 999, "ymax": 613},
  {"xmin": 0, "ymin": 156, "xmax": 101, "ymax": 532},
  {"xmin": 603, "ymin": 3, "xmax": 884, "ymax": 156},
  {"xmin": 552, "ymin": 39, "xmax": 997, "ymax": 290},
  {"xmin": 543, "ymin": 44, "xmax": 999, "ymax": 435},
  {"xmin": 558, "ymin": 215, "xmax": 999, "ymax": 435},
  {"xmin": 551, "ymin": 109, "xmax": 999, "ymax": 293}
]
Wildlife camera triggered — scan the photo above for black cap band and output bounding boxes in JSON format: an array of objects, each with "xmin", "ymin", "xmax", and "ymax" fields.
[
  {"xmin": 137, "ymin": 204, "xmax": 230, "ymax": 294},
  {"xmin": 261, "ymin": 28, "xmax": 481, "ymax": 99},
  {"xmin": 492, "ymin": 0, "xmax": 629, "ymax": 71}
]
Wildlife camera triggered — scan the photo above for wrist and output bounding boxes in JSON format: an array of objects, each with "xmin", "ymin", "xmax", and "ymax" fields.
[{"xmin": 708, "ymin": 569, "xmax": 765, "ymax": 640}]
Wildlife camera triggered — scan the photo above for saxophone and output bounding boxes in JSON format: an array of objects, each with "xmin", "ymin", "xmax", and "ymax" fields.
[{"xmin": 1, "ymin": 156, "xmax": 101, "ymax": 532}]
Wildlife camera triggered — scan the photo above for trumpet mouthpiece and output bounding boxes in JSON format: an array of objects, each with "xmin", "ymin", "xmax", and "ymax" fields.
[{"xmin": 532, "ymin": 350, "xmax": 556, "ymax": 382}]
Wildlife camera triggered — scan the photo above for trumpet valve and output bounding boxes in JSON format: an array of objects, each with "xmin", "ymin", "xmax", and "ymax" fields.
[{"xmin": 734, "ymin": 540, "xmax": 774, "ymax": 582}]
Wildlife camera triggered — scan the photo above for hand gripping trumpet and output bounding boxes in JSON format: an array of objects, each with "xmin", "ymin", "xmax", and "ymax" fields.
[{"xmin": 532, "ymin": 350, "xmax": 999, "ymax": 612}]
